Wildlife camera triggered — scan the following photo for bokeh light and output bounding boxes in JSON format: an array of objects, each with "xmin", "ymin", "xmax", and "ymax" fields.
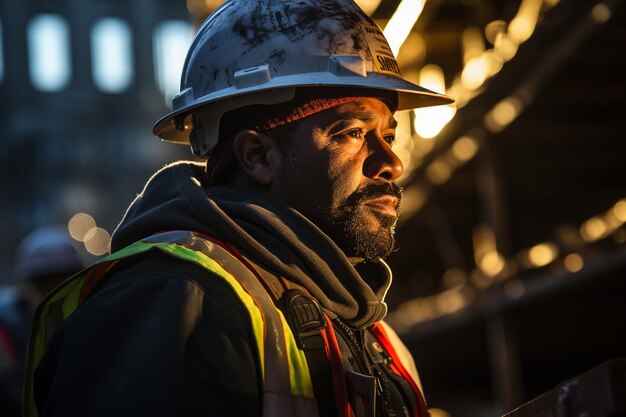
[
  {"xmin": 68, "ymin": 213, "xmax": 97, "ymax": 242},
  {"xmin": 84, "ymin": 227, "xmax": 111, "ymax": 256},
  {"xmin": 564, "ymin": 253, "xmax": 584, "ymax": 273}
]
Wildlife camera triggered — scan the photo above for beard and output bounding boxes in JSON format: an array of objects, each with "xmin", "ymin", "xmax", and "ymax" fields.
[{"xmin": 317, "ymin": 181, "xmax": 403, "ymax": 261}]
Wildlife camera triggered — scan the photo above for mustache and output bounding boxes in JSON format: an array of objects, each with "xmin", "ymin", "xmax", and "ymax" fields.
[{"xmin": 351, "ymin": 181, "xmax": 403, "ymax": 208}]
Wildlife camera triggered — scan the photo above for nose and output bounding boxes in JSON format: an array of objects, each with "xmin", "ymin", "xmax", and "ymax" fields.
[{"xmin": 363, "ymin": 136, "xmax": 404, "ymax": 181}]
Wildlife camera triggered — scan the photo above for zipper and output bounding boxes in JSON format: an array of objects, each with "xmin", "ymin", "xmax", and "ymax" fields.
[
  {"xmin": 333, "ymin": 318, "xmax": 397, "ymax": 416},
  {"xmin": 333, "ymin": 317, "xmax": 372, "ymax": 374}
]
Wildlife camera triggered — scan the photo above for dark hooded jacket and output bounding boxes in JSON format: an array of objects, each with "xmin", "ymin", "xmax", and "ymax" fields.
[{"xmin": 33, "ymin": 162, "xmax": 420, "ymax": 417}]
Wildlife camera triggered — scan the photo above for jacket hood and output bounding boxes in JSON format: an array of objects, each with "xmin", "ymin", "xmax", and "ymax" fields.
[{"xmin": 112, "ymin": 161, "xmax": 391, "ymax": 327}]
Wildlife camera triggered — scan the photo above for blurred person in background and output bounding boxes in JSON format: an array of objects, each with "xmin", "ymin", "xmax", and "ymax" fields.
[
  {"xmin": 24, "ymin": 1, "xmax": 453, "ymax": 416},
  {"xmin": 0, "ymin": 225, "xmax": 83, "ymax": 416}
]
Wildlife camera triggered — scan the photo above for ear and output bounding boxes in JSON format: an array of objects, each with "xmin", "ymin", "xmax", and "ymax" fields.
[{"xmin": 231, "ymin": 130, "xmax": 282, "ymax": 186}]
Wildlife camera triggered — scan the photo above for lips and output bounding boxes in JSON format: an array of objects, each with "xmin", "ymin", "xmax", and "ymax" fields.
[{"xmin": 363, "ymin": 195, "xmax": 399, "ymax": 217}]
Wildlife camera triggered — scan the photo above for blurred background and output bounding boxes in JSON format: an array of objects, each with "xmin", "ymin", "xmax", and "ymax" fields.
[{"xmin": 0, "ymin": 0, "xmax": 624, "ymax": 416}]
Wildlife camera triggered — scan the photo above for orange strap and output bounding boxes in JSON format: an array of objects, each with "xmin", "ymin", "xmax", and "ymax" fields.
[
  {"xmin": 321, "ymin": 314, "xmax": 354, "ymax": 417},
  {"xmin": 369, "ymin": 323, "xmax": 428, "ymax": 417}
]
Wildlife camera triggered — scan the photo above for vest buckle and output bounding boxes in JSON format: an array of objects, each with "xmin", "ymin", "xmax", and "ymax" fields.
[{"xmin": 282, "ymin": 289, "xmax": 327, "ymax": 350}]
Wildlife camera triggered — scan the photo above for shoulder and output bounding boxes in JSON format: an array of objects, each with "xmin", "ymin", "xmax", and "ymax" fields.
[
  {"xmin": 94, "ymin": 249, "xmax": 252, "ymax": 321},
  {"xmin": 45, "ymin": 247, "xmax": 262, "ymax": 365},
  {"xmin": 48, "ymin": 248, "xmax": 259, "ymax": 351},
  {"xmin": 35, "ymin": 248, "xmax": 263, "ymax": 416}
]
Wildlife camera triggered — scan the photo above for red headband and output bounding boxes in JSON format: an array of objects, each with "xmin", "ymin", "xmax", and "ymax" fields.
[{"xmin": 253, "ymin": 96, "xmax": 367, "ymax": 132}]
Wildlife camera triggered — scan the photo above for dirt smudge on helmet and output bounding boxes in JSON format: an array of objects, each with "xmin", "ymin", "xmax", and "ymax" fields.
[{"xmin": 232, "ymin": 0, "xmax": 372, "ymax": 55}]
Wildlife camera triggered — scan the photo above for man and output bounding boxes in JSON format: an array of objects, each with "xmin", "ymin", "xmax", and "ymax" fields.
[{"xmin": 24, "ymin": 1, "xmax": 452, "ymax": 416}]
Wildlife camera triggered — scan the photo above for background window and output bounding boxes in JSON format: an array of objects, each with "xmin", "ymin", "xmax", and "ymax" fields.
[
  {"xmin": 91, "ymin": 18, "xmax": 133, "ymax": 93},
  {"xmin": 0, "ymin": 21, "xmax": 4, "ymax": 83},
  {"xmin": 153, "ymin": 20, "xmax": 193, "ymax": 106},
  {"xmin": 27, "ymin": 14, "xmax": 72, "ymax": 91}
]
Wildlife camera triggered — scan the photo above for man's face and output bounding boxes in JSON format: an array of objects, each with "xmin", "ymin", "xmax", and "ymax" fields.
[{"xmin": 271, "ymin": 97, "xmax": 404, "ymax": 261}]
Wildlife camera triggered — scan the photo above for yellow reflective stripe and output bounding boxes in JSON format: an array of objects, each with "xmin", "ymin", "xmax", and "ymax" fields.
[
  {"xmin": 141, "ymin": 232, "xmax": 315, "ymax": 400},
  {"xmin": 148, "ymin": 242, "xmax": 266, "ymax": 379},
  {"xmin": 277, "ymin": 309, "xmax": 314, "ymax": 398},
  {"xmin": 60, "ymin": 280, "xmax": 82, "ymax": 318},
  {"xmin": 141, "ymin": 238, "xmax": 314, "ymax": 400},
  {"xmin": 25, "ymin": 272, "xmax": 89, "ymax": 417},
  {"xmin": 33, "ymin": 275, "xmax": 85, "ymax": 361}
]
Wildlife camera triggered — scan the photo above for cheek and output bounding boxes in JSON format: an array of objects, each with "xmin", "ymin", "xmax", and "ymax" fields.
[{"xmin": 326, "ymin": 155, "xmax": 364, "ymax": 207}]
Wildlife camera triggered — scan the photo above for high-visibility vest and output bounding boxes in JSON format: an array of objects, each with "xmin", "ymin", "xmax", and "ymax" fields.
[{"xmin": 23, "ymin": 231, "xmax": 427, "ymax": 417}]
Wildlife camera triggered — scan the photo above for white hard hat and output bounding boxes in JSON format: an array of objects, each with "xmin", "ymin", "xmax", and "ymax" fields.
[
  {"xmin": 154, "ymin": 0, "xmax": 454, "ymax": 156},
  {"xmin": 13, "ymin": 226, "xmax": 84, "ymax": 282}
]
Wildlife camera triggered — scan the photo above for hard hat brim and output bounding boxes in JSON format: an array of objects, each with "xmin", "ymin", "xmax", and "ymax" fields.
[{"xmin": 153, "ymin": 72, "xmax": 454, "ymax": 145}]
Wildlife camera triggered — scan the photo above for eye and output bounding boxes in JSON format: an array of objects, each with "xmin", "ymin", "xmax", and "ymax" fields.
[
  {"xmin": 346, "ymin": 128, "xmax": 364, "ymax": 139},
  {"xmin": 333, "ymin": 128, "xmax": 365, "ymax": 142},
  {"xmin": 383, "ymin": 134, "xmax": 395, "ymax": 145}
]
